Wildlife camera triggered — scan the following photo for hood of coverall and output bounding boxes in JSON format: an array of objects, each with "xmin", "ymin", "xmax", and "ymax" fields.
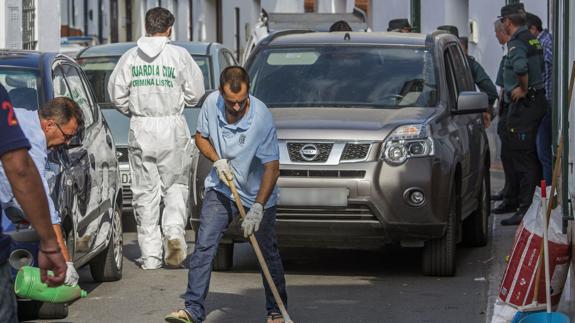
[{"xmin": 137, "ymin": 36, "xmax": 168, "ymax": 58}]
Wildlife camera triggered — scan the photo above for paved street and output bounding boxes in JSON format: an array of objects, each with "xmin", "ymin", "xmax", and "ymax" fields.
[{"xmin": 21, "ymin": 172, "xmax": 518, "ymax": 323}]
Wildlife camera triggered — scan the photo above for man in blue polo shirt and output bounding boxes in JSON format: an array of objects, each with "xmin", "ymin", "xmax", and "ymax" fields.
[
  {"xmin": 0, "ymin": 84, "xmax": 66, "ymax": 322},
  {"xmin": 166, "ymin": 66, "xmax": 288, "ymax": 323}
]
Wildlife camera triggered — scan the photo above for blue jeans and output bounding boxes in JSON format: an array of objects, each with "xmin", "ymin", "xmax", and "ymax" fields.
[
  {"xmin": 536, "ymin": 111, "xmax": 552, "ymax": 184},
  {"xmin": 184, "ymin": 190, "xmax": 287, "ymax": 322},
  {"xmin": 0, "ymin": 262, "xmax": 18, "ymax": 323}
]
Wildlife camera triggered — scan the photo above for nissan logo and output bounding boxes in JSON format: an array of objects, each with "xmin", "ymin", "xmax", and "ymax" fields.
[{"xmin": 300, "ymin": 144, "xmax": 319, "ymax": 161}]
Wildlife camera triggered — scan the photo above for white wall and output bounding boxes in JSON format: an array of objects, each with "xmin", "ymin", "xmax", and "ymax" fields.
[
  {"xmin": 316, "ymin": 0, "xmax": 353, "ymax": 13},
  {"xmin": 221, "ymin": 0, "xmax": 260, "ymax": 60},
  {"xmin": 36, "ymin": 0, "xmax": 60, "ymax": 51},
  {"xmin": 261, "ymin": 0, "xmax": 303, "ymax": 13},
  {"xmin": 175, "ymin": 0, "xmax": 190, "ymax": 41},
  {"xmin": 192, "ymin": 0, "xmax": 218, "ymax": 42},
  {"xmin": 467, "ymin": 0, "xmax": 506, "ymax": 86},
  {"xmin": 369, "ymin": 0, "xmax": 410, "ymax": 32},
  {"xmin": 2, "ymin": 0, "xmax": 22, "ymax": 49},
  {"xmin": 444, "ymin": 0, "xmax": 468, "ymax": 36}
]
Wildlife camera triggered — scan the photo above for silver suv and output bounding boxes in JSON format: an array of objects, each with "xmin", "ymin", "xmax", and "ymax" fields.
[{"xmin": 191, "ymin": 31, "xmax": 490, "ymax": 276}]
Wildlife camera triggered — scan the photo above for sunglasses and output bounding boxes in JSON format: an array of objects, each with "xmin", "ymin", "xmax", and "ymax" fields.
[
  {"xmin": 55, "ymin": 122, "xmax": 76, "ymax": 142},
  {"xmin": 223, "ymin": 96, "xmax": 249, "ymax": 110}
]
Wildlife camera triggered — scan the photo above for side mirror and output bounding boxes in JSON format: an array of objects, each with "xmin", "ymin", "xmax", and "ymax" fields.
[{"xmin": 453, "ymin": 91, "xmax": 488, "ymax": 115}]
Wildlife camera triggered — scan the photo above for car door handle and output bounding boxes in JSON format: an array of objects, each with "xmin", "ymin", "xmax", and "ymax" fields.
[
  {"xmin": 106, "ymin": 135, "xmax": 113, "ymax": 148},
  {"xmin": 89, "ymin": 154, "xmax": 96, "ymax": 169}
]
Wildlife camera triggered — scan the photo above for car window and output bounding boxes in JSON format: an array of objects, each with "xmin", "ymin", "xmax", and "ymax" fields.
[
  {"xmin": 219, "ymin": 50, "xmax": 231, "ymax": 72},
  {"xmin": 223, "ymin": 50, "xmax": 236, "ymax": 66},
  {"xmin": 443, "ymin": 49, "xmax": 458, "ymax": 107},
  {"xmin": 190, "ymin": 55, "xmax": 212, "ymax": 90},
  {"xmin": 447, "ymin": 44, "xmax": 473, "ymax": 92},
  {"xmin": 78, "ymin": 54, "xmax": 213, "ymax": 105},
  {"xmin": 58, "ymin": 63, "xmax": 95, "ymax": 127},
  {"xmin": 0, "ymin": 68, "xmax": 40, "ymax": 111},
  {"xmin": 248, "ymin": 45, "xmax": 438, "ymax": 108}
]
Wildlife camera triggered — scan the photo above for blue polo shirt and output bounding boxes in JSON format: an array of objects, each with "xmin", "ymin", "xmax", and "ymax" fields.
[
  {"xmin": 0, "ymin": 84, "xmax": 31, "ymax": 264},
  {"xmin": 197, "ymin": 91, "xmax": 279, "ymax": 209}
]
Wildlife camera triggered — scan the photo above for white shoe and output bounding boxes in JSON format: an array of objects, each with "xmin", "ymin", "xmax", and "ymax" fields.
[{"xmin": 139, "ymin": 257, "xmax": 162, "ymax": 270}]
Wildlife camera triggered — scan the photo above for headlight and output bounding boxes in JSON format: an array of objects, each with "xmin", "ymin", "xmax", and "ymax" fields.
[
  {"xmin": 380, "ymin": 124, "xmax": 434, "ymax": 165},
  {"xmin": 116, "ymin": 150, "xmax": 124, "ymax": 160}
]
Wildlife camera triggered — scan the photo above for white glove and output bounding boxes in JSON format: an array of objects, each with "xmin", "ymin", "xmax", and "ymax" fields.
[
  {"xmin": 65, "ymin": 262, "xmax": 79, "ymax": 286},
  {"xmin": 241, "ymin": 203, "xmax": 264, "ymax": 238},
  {"xmin": 213, "ymin": 159, "xmax": 233, "ymax": 185}
]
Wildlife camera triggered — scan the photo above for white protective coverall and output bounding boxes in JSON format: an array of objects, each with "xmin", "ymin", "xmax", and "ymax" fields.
[{"xmin": 108, "ymin": 36, "xmax": 205, "ymax": 269}]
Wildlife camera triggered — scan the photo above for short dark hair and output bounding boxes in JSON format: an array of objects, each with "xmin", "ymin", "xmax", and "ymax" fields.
[
  {"xmin": 526, "ymin": 12, "xmax": 543, "ymax": 32},
  {"xmin": 219, "ymin": 66, "xmax": 250, "ymax": 93},
  {"xmin": 459, "ymin": 36, "xmax": 469, "ymax": 51},
  {"xmin": 329, "ymin": 20, "xmax": 352, "ymax": 32},
  {"xmin": 145, "ymin": 7, "xmax": 175, "ymax": 35},
  {"xmin": 507, "ymin": 12, "xmax": 527, "ymax": 26},
  {"xmin": 39, "ymin": 97, "xmax": 84, "ymax": 129}
]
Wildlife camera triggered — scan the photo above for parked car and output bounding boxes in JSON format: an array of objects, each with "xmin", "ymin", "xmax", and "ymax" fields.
[
  {"xmin": 191, "ymin": 31, "xmax": 491, "ymax": 276},
  {"xmin": 60, "ymin": 36, "xmax": 100, "ymax": 57},
  {"xmin": 76, "ymin": 42, "xmax": 236, "ymax": 220},
  {"xmin": 0, "ymin": 50, "xmax": 123, "ymax": 319}
]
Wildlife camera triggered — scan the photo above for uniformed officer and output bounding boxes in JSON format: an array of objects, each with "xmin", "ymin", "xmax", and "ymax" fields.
[
  {"xmin": 492, "ymin": 19, "xmax": 520, "ymax": 214},
  {"xmin": 491, "ymin": 19, "xmax": 518, "ymax": 214},
  {"xmin": 498, "ymin": 3, "xmax": 547, "ymax": 226},
  {"xmin": 459, "ymin": 36, "xmax": 498, "ymax": 125}
]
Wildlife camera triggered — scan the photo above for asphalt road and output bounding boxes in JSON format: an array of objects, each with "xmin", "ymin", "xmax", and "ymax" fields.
[{"xmin": 28, "ymin": 172, "xmax": 516, "ymax": 323}]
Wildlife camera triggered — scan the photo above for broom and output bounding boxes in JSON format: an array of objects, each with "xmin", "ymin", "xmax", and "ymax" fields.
[{"xmin": 227, "ymin": 176, "xmax": 294, "ymax": 323}]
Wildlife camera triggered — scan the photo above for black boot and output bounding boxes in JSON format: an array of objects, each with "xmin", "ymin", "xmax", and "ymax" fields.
[
  {"xmin": 500, "ymin": 210, "xmax": 525, "ymax": 226},
  {"xmin": 493, "ymin": 202, "xmax": 518, "ymax": 214},
  {"xmin": 491, "ymin": 190, "xmax": 504, "ymax": 201}
]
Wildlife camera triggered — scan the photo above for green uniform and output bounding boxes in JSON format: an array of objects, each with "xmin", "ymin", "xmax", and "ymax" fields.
[
  {"xmin": 501, "ymin": 25, "xmax": 547, "ymax": 216},
  {"xmin": 468, "ymin": 55, "xmax": 498, "ymax": 105},
  {"xmin": 496, "ymin": 55, "xmax": 506, "ymax": 89},
  {"xmin": 502, "ymin": 26, "xmax": 545, "ymax": 102}
]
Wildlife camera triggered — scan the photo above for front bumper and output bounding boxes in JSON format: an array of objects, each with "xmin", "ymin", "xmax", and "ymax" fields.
[{"xmin": 192, "ymin": 157, "xmax": 453, "ymax": 249}]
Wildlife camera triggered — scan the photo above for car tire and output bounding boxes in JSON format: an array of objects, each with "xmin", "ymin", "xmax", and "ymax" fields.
[
  {"xmin": 18, "ymin": 300, "xmax": 68, "ymax": 320},
  {"xmin": 213, "ymin": 243, "xmax": 234, "ymax": 271},
  {"xmin": 89, "ymin": 202, "xmax": 123, "ymax": 282},
  {"xmin": 463, "ymin": 166, "xmax": 490, "ymax": 247},
  {"xmin": 422, "ymin": 183, "xmax": 458, "ymax": 276}
]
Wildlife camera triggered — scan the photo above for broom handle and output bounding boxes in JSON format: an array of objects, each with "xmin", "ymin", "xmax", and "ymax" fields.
[
  {"xmin": 227, "ymin": 177, "xmax": 293, "ymax": 323},
  {"xmin": 532, "ymin": 61, "xmax": 575, "ymax": 304}
]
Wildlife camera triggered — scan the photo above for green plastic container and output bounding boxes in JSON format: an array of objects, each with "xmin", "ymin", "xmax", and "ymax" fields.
[{"xmin": 14, "ymin": 266, "xmax": 87, "ymax": 303}]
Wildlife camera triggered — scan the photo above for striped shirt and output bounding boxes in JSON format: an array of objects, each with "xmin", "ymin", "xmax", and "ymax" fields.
[{"xmin": 538, "ymin": 29, "xmax": 553, "ymax": 103}]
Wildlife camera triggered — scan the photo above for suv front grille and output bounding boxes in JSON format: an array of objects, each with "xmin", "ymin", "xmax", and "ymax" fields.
[
  {"xmin": 277, "ymin": 204, "xmax": 378, "ymax": 222},
  {"xmin": 280, "ymin": 169, "xmax": 365, "ymax": 178},
  {"xmin": 341, "ymin": 143, "xmax": 370, "ymax": 161},
  {"xmin": 287, "ymin": 143, "xmax": 333, "ymax": 163}
]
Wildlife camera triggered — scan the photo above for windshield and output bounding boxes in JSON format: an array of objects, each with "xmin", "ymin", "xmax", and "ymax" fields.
[
  {"xmin": 77, "ymin": 55, "xmax": 212, "ymax": 105},
  {"xmin": 249, "ymin": 46, "xmax": 437, "ymax": 108},
  {"xmin": 0, "ymin": 68, "xmax": 40, "ymax": 110}
]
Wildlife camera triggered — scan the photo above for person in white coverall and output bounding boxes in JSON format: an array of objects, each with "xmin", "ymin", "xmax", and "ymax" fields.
[
  {"xmin": 108, "ymin": 7, "xmax": 205, "ymax": 269},
  {"xmin": 0, "ymin": 96, "xmax": 84, "ymax": 285}
]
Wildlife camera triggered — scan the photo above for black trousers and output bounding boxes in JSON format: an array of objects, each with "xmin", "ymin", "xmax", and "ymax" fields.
[
  {"xmin": 497, "ymin": 103, "xmax": 518, "ymax": 206},
  {"xmin": 504, "ymin": 92, "xmax": 546, "ymax": 213}
]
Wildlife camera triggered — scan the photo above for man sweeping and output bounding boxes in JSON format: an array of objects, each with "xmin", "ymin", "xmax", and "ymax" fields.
[{"xmin": 165, "ymin": 66, "xmax": 288, "ymax": 323}]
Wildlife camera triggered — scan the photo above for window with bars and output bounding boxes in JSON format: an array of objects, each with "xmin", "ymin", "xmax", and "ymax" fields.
[{"xmin": 22, "ymin": 0, "xmax": 36, "ymax": 50}]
